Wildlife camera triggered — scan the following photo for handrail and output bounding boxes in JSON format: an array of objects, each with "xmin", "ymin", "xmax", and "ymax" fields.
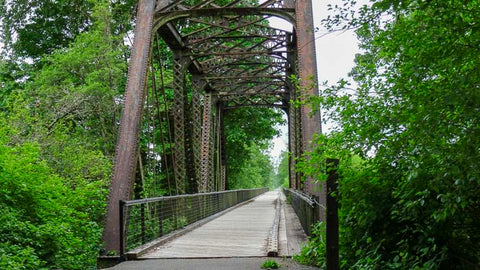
[
  {"xmin": 282, "ymin": 187, "xmax": 318, "ymax": 207},
  {"xmin": 282, "ymin": 187, "xmax": 321, "ymax": 236},
  {"xmin": 124, "ymin": 188, "xmax": 266, "ymax": 206},
  {"xmin": 119, "ymin": 187, "xmax": 268, "ymax": 256}
]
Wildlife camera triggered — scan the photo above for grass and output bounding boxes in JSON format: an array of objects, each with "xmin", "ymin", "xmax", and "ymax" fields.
[{"xmin": 261, "ymin": 259, "xmax": 281, "ymax": 269}]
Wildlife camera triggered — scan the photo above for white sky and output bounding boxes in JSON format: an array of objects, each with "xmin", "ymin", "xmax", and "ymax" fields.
[{"xmin": 268, "ymin": 0, "xmax": 361, "ymax": 164}]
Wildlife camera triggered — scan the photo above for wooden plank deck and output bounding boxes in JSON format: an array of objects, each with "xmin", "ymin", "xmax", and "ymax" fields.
[
  {"xmin": 105, "ymin": 190, "xmax": 312, "ymax": 269},
  {"xmin": 142, "ymin": 191, "xmax": 280, "ymax": 258}
]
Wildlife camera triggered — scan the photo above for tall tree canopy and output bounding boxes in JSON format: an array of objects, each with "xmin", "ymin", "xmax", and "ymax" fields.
[
  {"xmin": 297, "ymin": 0, "xmax": 480, "ymax": 268},
  {"xmin": 225, "ymin": 107, "xmax": 283, "ymax": 189},
  {"xmin": 0, "ymin": 0, "xmax": 282, "ymax": 267},
  {"xmin": 1, "ymin": 0, "xmax": 93, "ymax": 58},
  {"xmin": 0, "ymin": 1, "xmax": 130, "ymax": 268}
]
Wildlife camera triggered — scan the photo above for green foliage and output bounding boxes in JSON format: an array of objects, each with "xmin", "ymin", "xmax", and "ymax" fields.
[
  {"xmin": 0, "ymin": 0, "xmax": 131, "ymax": 267},
  {"xmin": 0, "ymin": 60, "xmax": 27, "ymax": 110},
  {"xmin": 276, "ymin": 151, "xmax": 289, "ymax": 188},
  {"xmin": 261, "ymin": 259, "xmax": 281, "ymax": 269},
  {"xmin": 19, "ymin": 2, "xmax": 125, "ymax": 153},
  {"xmin": 5, "ymin": 0, "xmax": 124, "ymax": 179},
  {"xmin": 0, "ymin": 123, "xmax": 103, "ymax": 269},
  {"xmin": 1, "ymin": 0, "xmax": 93, "ymax": 58},
  {"xmin": 295, "ymin": 0, "xmax": 480, "ymax": 268},
  {"xmin": 293, "ymin": 222, "xmax": 326, "ymax": 268},
  {"xmin": 228, "ymin": 143, "xmax": 275, "ymax": 189},
  {"xmin": 225, "ymin": 108, "xmax": 284, "ymax": 189}
]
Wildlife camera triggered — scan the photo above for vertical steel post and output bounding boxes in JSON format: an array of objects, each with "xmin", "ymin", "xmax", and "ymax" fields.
[
  {"xmin": 119, "ymin": 200, "xmax": 126, "ymax": 259},
  {"xmin": 218, "ymin": 102, "xmax": 227, "ymax": 191},
  {"xmin": 326, "ymin": 158, "xmax": 339, "ymax": 270},
  {"xmin": 286, "ymin": 32, "xmax": 297, "ymax": 190},
  {"xmin": 215, "ymin": 102, "xmax": 222, "ymax": 191},
  {"xmin": 103, "ymin": 0, "xmax": 156, "ymax": 255},
  {"xmin": 172, "ymin": 52, "xmax": 191, "ymax": 195},
  {"xmin": 296, "ymin": 0, "xmax": 324, "ymax": 216},
  {"xmin": 192, "ymin": 76, "xmax": 207, "ymax": 192},
  {"xmin": 200, "ymin": 92, "xmax": 213, "ymax": 192},
  {"xmin": 209, "ymin": 100, "xmax": 217, "ymax": 191}
]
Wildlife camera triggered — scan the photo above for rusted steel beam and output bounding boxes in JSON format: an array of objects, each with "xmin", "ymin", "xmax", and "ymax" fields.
[
  {"xmin": 184, "ymin": 50, "xmax": 291, "ymax": 57},
  {"xmin": 207, "ymin": 96, "xmax": 217, "ymax": 192},
  {"xmin": 218, "ymin": 102, "xmax": 227, "ymax": 191},
  {"xmin": 296, "ymin": 0, "xmax": 322, "ymax": 204},
  {"xmin": 157, "ymin": 23, "xmax": 204, "ymax": 74},
  {"xmin": 215, "ymin": 102, "xmax": 224, "ymax": 191},
  {"xmin": 199, "ymin": 54, "xmax": 287, "ymax": 67},
  {"xmin": 200, "ymin": 93, "xmax": 213, "ymax": 192},
  {"xmin": 217, "ymin": 91, "xmax": 286, "ymax": 97},
  {"xmin": 156, "ymin": 0, "xmax": 286, "ymax": 12},
  {"xmin": 155, "ymin": 8, "xmax": 295, "ymax": 24},
  {"xmin": 103, "ymin": 0, "xmax": 156, "ymax": 255},
  {"xmin": 172, "ymin": 53, "xmax": 191, "ymax": 195},
  {"xmin": 203, "ymin": 75, "xmax": 284, "ymax": 80},
  {"xmin": 186, "ymin": 34, "xmax": 287, "ymax": 42},
  {"xmin": 224, "ymin": 104, "xmax": 286, "ymax": 110},
  {"xmin": 192, "ymin": 76, "xmax": 207, "ymax": 192}
]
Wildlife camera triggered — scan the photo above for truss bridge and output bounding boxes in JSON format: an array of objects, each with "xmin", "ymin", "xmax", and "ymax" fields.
[{"xmin": 101, "ymin": 0, "xmax": 337, "ymax": 268}]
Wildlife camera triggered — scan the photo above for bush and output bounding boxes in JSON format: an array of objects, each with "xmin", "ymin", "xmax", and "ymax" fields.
[
  {"xmin": 0, "ymin": 129, "xmax": 105, "ymax": 269},
  {"xmin": 293, "ymin": 222, "xmax": 326, "ymax": 268}
]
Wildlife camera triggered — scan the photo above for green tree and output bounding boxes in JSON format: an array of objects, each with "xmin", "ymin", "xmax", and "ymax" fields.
[
  {"xmin": 296, "ymin": 0, "xmax": 480, "ymax": 268},
  {"xmin": 0, "ymin": 121, "xmax": 103, "ymax": 269},
  {"xmin": 228, "ymin": 143, "xmax": 275, "ymax": 189},
  {"xmin": 7, "ymin": 0, "xmax": 127, "ymax": 169},
  {"xmin": 1, "ymin": 0, "xmax": 93, "ymax": 59},
  {"xmin": 275, "ymin": 151, "xmax": 289, "ymax": 188},
  {"xmin": 0, "ymin": 1, "xmax": 132, "ymax": 268},
  {"xmin": 225, "ymin": 107, "xmax": 284, "ymax": 189}
]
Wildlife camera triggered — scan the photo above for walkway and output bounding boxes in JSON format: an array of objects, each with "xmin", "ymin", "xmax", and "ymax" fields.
[
  {"xmin": 143, "ymin": 190, "xmax": 279, "ymax": 258},
  {"xmin": 106, "ymin": 190, "xmax": 313, "ymax": 269}
]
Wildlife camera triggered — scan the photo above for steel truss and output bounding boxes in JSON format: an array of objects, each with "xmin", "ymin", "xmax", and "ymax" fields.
[{"xmin": 103, "ymin": 0, "xmax": 321, "ymax": 254}]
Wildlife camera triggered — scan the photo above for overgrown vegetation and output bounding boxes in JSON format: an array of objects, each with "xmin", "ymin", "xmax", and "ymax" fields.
[
  {"xmin": 225, "ymin": 108, "xmax": 284, "ymax": 189},
  {"xmin": 293, "ymin": 222, "xmax": 326, "ymax": 268},
  {"xmin": 295, "ymin": 0, "xmax": 480, "ymax": 268},
  {"xmin": 0, "ymin": 121, "xmax": 106, "ymax": 269},
  {"xmin": 0, "ymin": 0, "xmax": 282, "ymax": 267}
]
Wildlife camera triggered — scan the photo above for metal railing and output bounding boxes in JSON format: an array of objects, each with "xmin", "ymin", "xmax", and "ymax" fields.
[
  {"xmin": 282, "ymin": 187, "xmax": 321, "ymax": 236},
  {"xmin": 119, "ymin": 188, "xmax": 268, "ymax": 255}
]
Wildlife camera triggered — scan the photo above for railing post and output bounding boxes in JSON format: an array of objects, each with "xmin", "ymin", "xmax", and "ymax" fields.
[
  {"xmin": 326, "ymin": 158, "xmax": 339, "ymax": 270},
  {"xmin": 119, "ymin": 200, "xmax": 126, "ymax": 260},
  {"xmin": 158, "ymin": 200, "xmax": 163, "ymax": 237},
  {"xmin": 173, "ymin": 199, "xmax": 178, "ymax": 230},
  {"xmin": 141, "ymin": 203, "xmax": 146, "ymax": 245}
]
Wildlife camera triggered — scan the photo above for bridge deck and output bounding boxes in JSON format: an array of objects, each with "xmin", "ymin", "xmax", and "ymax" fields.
[
  {"xmin": 106, "ymin": 190, "xmax": 310, "ymax": 269},
  {"xmin": 138, "ymin": 190, "xmax": 307, "ymax": 259},
  {"xmin": 143, "ymin": 190, "xmax": 280, "ymax": 258}
]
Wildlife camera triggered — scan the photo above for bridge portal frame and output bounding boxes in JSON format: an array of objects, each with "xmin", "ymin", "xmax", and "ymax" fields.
[{"xmin": 103, "ymin": 0, "xmax": 322, "ymax": 255}]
